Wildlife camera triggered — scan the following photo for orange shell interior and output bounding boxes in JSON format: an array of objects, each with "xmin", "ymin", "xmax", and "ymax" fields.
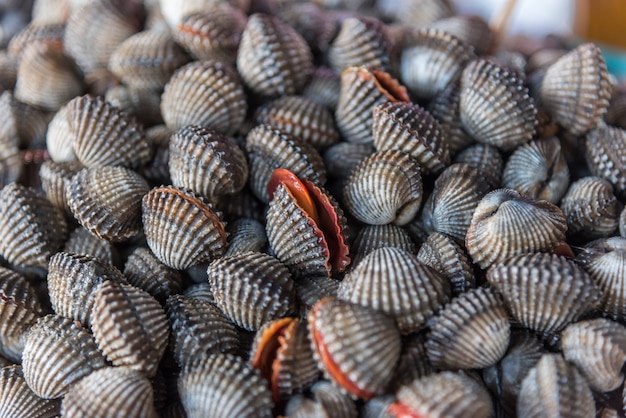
[{"xmin": 388, "ymin": 401, "xmax": 424, "ymax": 418}]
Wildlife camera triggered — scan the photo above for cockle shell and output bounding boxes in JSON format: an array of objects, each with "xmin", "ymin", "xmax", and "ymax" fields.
[
  {"xmin": 225, "ymin": 218, "xmax": 267, "ymax": 256},
  {"xmin": 391, "ymin": 334, "xmax": 433, "ymax": 391},
  {"xmin": 105, "ymin": 84, "xmax": 164, "ymax": 127},
  {"xmin": 428, "ymin": 14, "xmax": 493, "ymax": 55},
  {"xmin": 428, "ymin": 81, "xmax": 475, "ymax": 157},
  {"xmin": 323, "ymin": 142, "xmax": 374, "ymax": 180},
  {"xmin": 0, "ymin": 119, "xmax": 21, "ymax": 188},
  {"xmin": 39, "ymin": 160, "xmax": 83, "ymax": 215},
  {"xmin": 285, "ymin": 380, "xmax": 358, "ymax": 418},
  {"xmin": 1, "ymin": 90, "xmax": 50, "ymax": 149},
  {"xmin": 45, "ymin": 105, "xmax": 76, "ymax": 163},
  {"xmin": 31, "ymin": 0, "xmax": 71, "ymax": 24},
  {"xmin": 159, "ymin": 0, "xmax": 250, "ymax": 29},
  {"xmin": 7, "ymin": 22, "xmax": 64, "ymax": 62},
  {"xmin": 302, "ymin": 66, "xmax": 341, "ymax": 110},
  {"xmin": 350, "ymin": 223, "xmax": 417, "ymax": 268},
  {"xmin": 123, "ymin": 247, "xmax": 183, "ymax": 304},
  {"xmin": 63, "ymin": 227, "xmax": 118, "ymax": 266},
  {"xmin": 139, "ymin": 124, "xmax": 172, "ymax": 186},
  {"xmin": 295, "ymin": 276, "xmax": 340, "ymax": 317},
  {"xmin": 585, "ymin": 124, "xmax": 626, "ymax": 200},
  {"xmin": 0, "ymin": 365, "xmax": 60, "ymax": 418},
  {"xmin": 0, "ymin": 51, "xmax": 16, "ymax": 92},
  {"xmin": 274, "ymin": 2, "xmax": 339, "ymax": 54},
  {"xmin": 377, "ymin": 0, "xmax": 454, "ymax": 26}
]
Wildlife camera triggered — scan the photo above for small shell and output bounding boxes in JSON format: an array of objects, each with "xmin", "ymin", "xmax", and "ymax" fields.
[
  {"xmin": 518, "ymin": 354, "xmax": 595, "ymax": 418},
  {"xmin": 486, "ymin": 253, "xmax": 601, "ymax": 338},
  {"xmin": 541, "ymin": 43, "xmax": 611, "ymax": 136},
  {"xmin": 39, "ymin": 160, "xmax": 83, "ymax": 215},
  {"xmin": 343, "ymin": 150, "xmax": 422, "ymax": 226},
  {"xmin": 350, "ymin": 224, "xmax": 417, "ymax": 267},
  {"xmin": 286, "ymin": 380, "xmax": 358, "ymax": 418},
  {"xmin": 236, "ymin": 13, "xmax": 313, "ymax": 97},
  {"xmin": 323, "ymin": 142, "xmax": 374, "ymax": 179},
  {"xmin": 502, "ymin": 137, "xmax": 570, "ymax": 203},
  {"xmin": 295, "ymin": 276, "xmax": 340, "ymax": 317},
  {"xmin": 7, "ymin": 22, "xmax": 65, "ymax": 62},
  {"xmin": 428, "ymin": 14, "xmax": 493, "ymax": 55},
  {"xmin": 0, "ymin": 365, "xmax": 60, "ymax": 418},
  {"xmin": 141, "ymin": 185, "xmax": 228, "ymax": 270},
  {"xmin": 274, "ymin": 2, "xmax": 339, "ymax": 54},
  {"xmin": 158, "ymin": 0, "xmax": 250, "ymax": 30},
  {"xmin": 22, "ymin": 314, "xmax": 108, "ymax": 399},
  {"xmin": 160, "ymin": 60, "xmax": 247, "ymax": 135},
  {"xmin": 339, "ymin": 247, "xmax": 450, "ymax": 334},
  {"xmin": 428, "ymin": 81, "xmax": 475, "ymax": 157},
  {"xmin": 207, "ymin": 251, "xmax": 295, "ymax": 331},
  {"xmin": 61, "ymin": 367, "xmax": 159, "ymax": 418},
  {"xmin": 465, "ymin": 188, "xmax": 568, "ymax": 269},
  {"xmin": 63, "ymin": 227, "xmax": 118, "ymax": 266},
  {"xmin": 460, "ymin": 58, "xmax": 537, "ymax": 151},
  {"xmin": 45, "ymin": 105, "xmax": 76, "ymax": 163},
  {"xmin": 302, "ymin": 66, "xmax": 341, "ymax": 110},
  {"xmin": 123, "ymin": 247, "xmax": 183, "ymax": 304},
  {"xmin": 225, "ymin": 218, "xmax": 267, "ymax": 256},
  {"xmin": 454, "ymin": 143, "xmax": 503, "ymax": 189},
  {"xmin": 139, "ymin": 124, "xmax": 172, "ymax": 186},
  {"xmin": 105, "ymin": 84, "xmax": 164, "ymax": 127},
  {"xmin": 308, "ymin": 297, "xmax": 402, "ymax": 400},
  {"xmin": 585, "ymin": 124, "xmax": 626, "ymax": 200},
  {"xmin": 377, "ymin": 0, "xmax": 454, "ymax": 26}
]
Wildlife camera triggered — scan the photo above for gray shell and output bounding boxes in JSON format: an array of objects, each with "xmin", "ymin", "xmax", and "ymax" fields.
[{"xmin": 0, "ymin": 365, "xmax": 60, "ymax": 418}]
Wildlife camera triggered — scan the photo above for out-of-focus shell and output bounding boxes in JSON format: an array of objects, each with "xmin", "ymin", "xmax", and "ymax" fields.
[
  {"xmin": 274, "ymin": 2, "xmax": 339, "ymax": 54},
  {"xmin": 0, "ymin": 365, "xmax": 60, "ymax": 418},
  {"xmin": 308, "ymin": 297, "xmax": 402, "ymax": 400},
  {"xmin": 165, "ymin": 294, "xmax": 239, "ymax": 369},
  {"xmin": 335, "ymin": 66, "xmax": 410, "ymax": 144},
  {"xmin": 160, "ymin": 60, "xmax": 247, "ymax": 135},
  {"xmin": 45, "ymin": 105, "xmax": 76, "ymax": 163},
  {"xmin": 518, "ymin": 353, "xmax": 595, "ymax": 418},
  {"xmin": 323, "ymin": 142, "xmax": 374, "ymax": 179},
  {"xmin": 7, "ymin": 22, "xmax": 65, "ymax": 62},
  {"xmin": 285, "ymin": 380, "xmax": 358, "ymax": 418},
  {"xmin": 22, "ymin": 314, "xmax": 108, "ymax": 399},
  {"xmin": 178, "ymin": 353, "xmax": 273, "ymax": 418},
  {"xmin": 295, "ymin": 276, "xmax": 340, "ymax": 317},
  {"xmin": 350, "ymin": 224, "xmax": 416, "ymax": 267},
  {"xmin": 123, "ymin": 247, "xmax": 183, "ymax": 304},
  {"xmin": 338, "ymin": 247, "xmax": 450, "ymax": 334},
  {"xmin": 466, "ymin": 188, "xmax": 567, "ymax": 269},
  {"xmin": 31, "ymin": 0, "xmax": 71, "ymax": 24},
  {"xmin": 487, "ymin": 253, "xmax": 601, "ymax": 338},
  {"xmin": 343, "ymin": 150, "xmax": 422, "ymax": 226},
  {"xmin": 61, "ymin": 367, "xmax": 159, "ymax": 418},
  {"xmin": 428, "ymin": 81, "xmax": 475, "ymax": 157},
  {"xmin": 39, "ymin": 160, "xmax": 83, "ymax": 215},
  {"xmin": 67, "ymin": 95, "xmax": 151, "ymax": 169},
  {"xmin": 428, "ymin": 14, "xmax": 493, "ymax": 55},
  {"xmin": 141, "ymin": 185, "xmax": 228, "ymax": 270},
  {"xmin": 105, "ymin": 84, "xmax": 164, "ymax": 127},
  {"xmin": 64, "ymin": 227, "xmax": 118, "ymax": 266},
  {"xmin": 302, "ymin": 66, "xmax": 340, "ymax": 110},
  {"xmin": 389, "ymin": 371, "xmax": 492, "ymax": 418},
  {"xmin": 372, "ymin": 102, "xmax": 450, "ymax": 175},
  {"xmin": 1, "ymin": 90, "xmax": 50, "ymax": 149},
  {"xmin": 425, "ymin": 287, "xmax": 510, "ymax": 370},
  {"xmin": 237, "ymin": 13, "xmax": 313, "ymax": 97},
  {"xmin": 159, "ymin": 0, "xmax": 250, "ymax": 29},
  {"xmin": 541, "ymin": 43, "xmax": 611, "ymax": 136},
  {"xmin": 0, "ymin": 51, "xmax": 17, "ymax": 92},
  {"xmin": 391, "ymin": 334, "xmax": 433, "ymax": 391},
  {"xmin": 502, "ymin": 137, "xmax": 569, "ymax": 203},
  {"xmin": 225, "ymin": 218, "xmax": 267, "ymax": 256},
  {"xmin": 450, "ymin": 144, "xmax": 501, "ymax": 190},
  {"xmin": 585, "ymin": 124, "xmax": 626, "ymax": 200},
  {"xmin": 328, "ymin": 16, "xmax": 391, "ymax": 75},
  {"xmin": 0, "ymin": 118, "xmax": 21, "ymax": 187},
  {"xmin": 460, "ymin": 58, "xmax": 537, "ymax": 151},
  {"xmin": 67, "ymin": 166, "xmax": 150, "ymax": 242},
  {"xmin": 377, "ymin": 0, "xmax": 454, "ymax": 26},
  {"xmin": 207, "ymin": 251, "xmax": 295, "ymax": 331},
  {"xmin": 218, "ymin": 186, "xmax": 265, "ymax": 224},
  {"xmin": 139, "ymin": 124, "xmax": 172, "ymax": 185}
]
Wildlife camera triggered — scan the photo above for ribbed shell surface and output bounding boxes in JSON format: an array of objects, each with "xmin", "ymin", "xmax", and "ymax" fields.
[
  {"xmin": 307, "ymin": 380, "xmax": 358, "ymax": 418},
  {"xmin": 63, "ymin": 227, "xmax": 117, "ymax": 266},
  {"xmin": 302, "ymin": 66, "xmax": 340, "ymax": 110},
  {"xmin": 585, "ymin": 124, "xmax": 626, "ymax": 199},
  {"xmin": 323, "ymin": 142, "xmax": 374, "ymax": 179},
  {"xmin": 350, "ymin": 224, "xmax": 417, "ymax": 268},
  {"xmin": 428, "ymin": 81, "xmax": 475, "ymax": 157},
  {"xmin": 225, "ymin": 218, "xmax": 268, "ymax": 256},
  {"xmin": 377, "ymin": 0, "xmax": 454, "ymax": 26},
  {"xmin": 46, "ymin": 105, "xmax": 76, "ymax": 163},
  {"xmin": 295, "ymin": 276, "xmax": 340, "ymax": 316},
  {"xmin": 428, "ymin": 15, "xmax": 493, "ymax": 55},
  {"xmin": 0, "ymin": 365, "xmax": 60, "ymax": 418},
  {"xmin": 123, "ymin": 247, "xmax": 183, "ymax": 304},
  {"xmin": 39, "ymin": 160, "xmax": 83, "ymax": 215},
  {"xmin": 7, "ymin": 22, "xmax": 65, "ymax": 62}
]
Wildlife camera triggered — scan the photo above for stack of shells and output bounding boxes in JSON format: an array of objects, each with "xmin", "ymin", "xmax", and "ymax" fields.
[{"xmin": 0, "ymin": 0, "xmax": 625, "ymax": 416}]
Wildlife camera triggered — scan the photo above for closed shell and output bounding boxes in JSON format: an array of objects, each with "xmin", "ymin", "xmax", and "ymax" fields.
[
  {"xmin": 454, "ymin": 144, "xmax": 503, "ymax": 189},
  {"xmin": 63, "ymin": 227, "xmax": 118, "ymax": 266},
  {"xmin": 350, "ymin": 224, "xmax": 417, "ymax": 268},
  {"xmin": 225, "ymin": 218, "xmax": 267, "ymax": 256},
  {"xmin": 39, "ymin": 160, "xmax": 83, "ymax": 215},
  {"xmin": 123, "ymin": 247, "xmax": 183, "ymax": 304},
  {"xmin": 585, "ymin": 124, "xmax": 626, "ymax": 200},
  {"xmin": 45, "ymin": 105, "xmax": 76, "ymax": 163},
  {"xmin": 295, "ymin": 276, "xmax": 340, "ymax": 317},
  {"xmin": 105, "ymin": 84, "xmax": 164, "ymax": 127},
  {"xmin": 428, "ymin": 14, "xmax": 493, "ymax": 55},
  {"xmin": 428, "ymin": 81, "xmax": 475, "ymax": 157},
  {"xmin": 303, "ymin": 66, "xmax": 341, "ymax": 110},
  {"xmin": 0, "ymin": 365, "xmax": 60, "ymax": 418},
  {"xmin": 285, "ymin": 380, "xmax": 358, "ymax": 418},
  {"xmin": 7, "ymin": 22, "xmax": 65, "ymax": 62},
  {"xmin": 377, "ymin": 0, "xmax": 454, "ymax": 27}
]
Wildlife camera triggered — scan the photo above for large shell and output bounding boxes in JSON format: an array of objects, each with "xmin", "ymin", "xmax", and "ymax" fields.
[
  {"xmin": 541, "ymin": 43, "xmax": 611, "ymax": 136},
  {"xmin": 0, "ymin": 365, "xmax": 60, "ymax": 418},
  {"xmin": 343, "ymin": 150, "xmax": 422, "ymax": 226},
  {"xmin": 517, "ymin": 354, "xmax": 595, "ymax": 418},
  {"xmin": 63, "ymin": 227, "xmax": 118, "ymax": 266},
  {"xmin": 350, "ymin": 223, "xmax": 416, "ymax": 267},
  {"xmin": 486, "ymin": 252, "xmax": 601, "ymax": 338},
  {"xmin": 141, "ymin": 185, "xmax": 228, "ymax": 270},
  {"xmin": 465, "ymin": 188, "xmax": 568, "ymax": 269},
  {"xmin": 160, "ymin": 60, "xmax": 247, "ymax": 135},
  {"xmin": 585, "ymin": 124, "xmax": 626, "ymax": 200},
  {"xmin": 39, "ymin": 160, "xmax": 83, "ymax": 215},
  {"xmin": 459, "ymin": 58, "xmax": 537, "ymax": 151},
  {"xmin": 338, "ymin": 247, "xmax": 450, "ymax": 334},
  {"xmin": 22, "ymin": 314, "xmax": 108, "ymax": 399},
  {"xmin": 123, "ymin": 247, "xmax": 183, "ymax": 304},
  {"xmin": 236, "ymin": 13, "xmax": 313, "ymax": 97},
  {"xmin": 308, "ymin": 297, "xmax": 402, "ymax": 400}
]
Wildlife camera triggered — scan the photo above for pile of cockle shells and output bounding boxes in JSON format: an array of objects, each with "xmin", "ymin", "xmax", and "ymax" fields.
[{"xmin": 1, "ymin": 0, "xmax": 626, "ymax": 417}]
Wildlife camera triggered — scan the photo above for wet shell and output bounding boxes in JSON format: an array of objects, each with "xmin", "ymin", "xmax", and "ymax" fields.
[
  {"xmin": 179, "ymin": 353, "xmax": 273, "ymax": 418},
  {"xmin": 47, "ymin": 252, "xmax": 127, "ymax": 326},
  {"xmin": 502, "ymin": 137, "xmax": 570, "ymax": 203},
  {"xmin": 428, "ymin": 14, "xmax": 493, "ymax": 56},
  {"xmin": 335, "ymin": 66, "xmax": 410, "ymax": 144},
  {"xmin": 460, "ymin": 58, "xmax": 537, "ymax": 151},
  {"xmin": 0, "ymin": 365, "xmax": 60, "ymax": 418},
  {"xmin": 323, "ymin": 142, "xmax": 374, "ymax": 179},
  {"xmin": 22, "ymin": 314, "xmax": 108, "ymax": 399},
  {"xmin": 561, "ymin": 318, "xmax": 626, "ymax": 392},
  {"xmin": 343, "ymin": 150, "xmax": 422, "ymax": 226},
  {"xmin": 141, "ymin": 185, "xmax": 228, "ymax": 270},
  {"xmin": 308, "ymin": 297, "xmax": 402, "ymax": 400},
  {"xmin": 45, "ymin": 105, "xmax": 76, "ymax": 163},
  {"xmin": 237, "ymin": 13, "xmax": 312, "ymax": 97},
  {"xmin": 67, "ymin": 166, "xmax": 150, "ymax": 242},
  {"xmin": 225, "ymin": 218, "xmax": 267, "ymax": 256},
  {"xmin": 517, "ymin": 353, "xmax": 595, "ymax": 418},
  {"xmin": 428, "ymin": 81, "xmax": 475, "ymax": 157},
  {"xmin": 585, "ymin": 124, "xmax": 626, "ymax": 200},
  {"xmin": 160, "ymin": 60, "xmax": 247, "ymax": 135},
  {"xmin": 302, "ymin": 66, "xmax": 341, "ymax": 110},
  {"xmin": 400, "ymin": 29, "xmax": 475, "ymax": 101},
  {"xmin": 39, "ymin": 160, "xmax": 83, "ymax": 215},
  {"xmin": 465, "ymin": 188, "xmax": 568, "ymax": 269},
  {"xmin": 295, "ymin": 276, "xmax": 340, "ymax": 317},
  {"xmin": 67, "ymin": 95, "xmax": 151, "ymax": 169},
  {"xmin": 541, "ymin": 43, "xmax": 612, "ymax": 136},
  {"xmin": 169, "ymin": 125, "xmax": 248, "ymax": 201},
  {"xmin": 165, "ymin": 294, "xmax": 239, "ymax": 368},
  {"xmin": 123, "ymin": 247, "xmax": 183, "ymax": 304},
  {"xmin": 207, "ymin": 251, "xmax": 295, "ymax": 331},
  {"xmin": 64, "ymin": 227, "xmax": 118, "ymax": 266},
  {"xmin": 486, "ymin": 253, "xmax": 601, "ymax": 338},
  {"xmin": 425, "ymin": 287, "xmax": 510, "ymax": 370},
  {"xmin": 350, "ymin": 224, "xmax": 417, "ymax": 267},
  {"xmin": 328, "ymin": 16, "xmax": 391, "ymax": 74},
  {"xmin": 61, "ymin": 367, "xmax": 159, "ymax": 418},
  {"xmin": 7, "ymin": 22, "xmax": 65, "ymax": 62},
  {"xmin": 377, "ymin": 0, "xmax": 454, "ymax": 27},
  {"xmin": 109, "ymin": 30, "xmax": 189, "ymax": 91},
  {"xmin": 338, "ymin": 247, "xmax": 450, "ymax": 334}
]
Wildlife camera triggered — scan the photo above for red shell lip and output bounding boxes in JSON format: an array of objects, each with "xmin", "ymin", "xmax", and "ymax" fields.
[{"xmin": 388, "ymin": 401, "xmax": 424, "ymax": 418}]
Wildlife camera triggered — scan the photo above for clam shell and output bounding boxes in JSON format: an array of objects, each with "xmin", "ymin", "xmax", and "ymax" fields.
[
  {"xmin": 0, "ymin": 365, "xmax": 60, "ymax": 418},
  {"xmin": 585, "ymin": 124, "xmax": 626, "ymax": 200},
  {"xmin": 518, "ymin": 353, "xmax": 595, "ymax": 418},
  {"xmin": 105, "ymin": 84, "xmax": 164, "ymax": 127},
  {"xmin": 22, "ymin": 314, "xmax": 108, "ymax": 399},
  {"xmin": 141, "ymin": 185, "xmax": 228, "ymax": 270},
  {"xmin": 486, "ymin": 253, "xmax": 601, "ymax": 338},
  {"xmin": 1, "ymin": 90, "xmax": 50, "ymax": 149},
  {"xmin": 361, "ymin": 395, "xmax": 395, "ymax": 418},
  {"xmin": 343, "ymin": 150, "xmax": 422, "ymax": 226},
  {"xmin": 7, "ymin": 22, "xmax": 65, "ymax": 62},
  {"xmin": 207, "ymin": 251, "xmax": 295, "ymax": 331},
  {"xmin": 225, "ymin": 218, "xmax": 267, "ymax": 256},
  {"xmin": 217, "ymin": 185, "xmax": 265, "ymax": 224},
  {"xmin": 139, "ymin": 124, "xmax": 173, "ymax": 186},
  {"xmin": 286, "ymin": 380, "xmax": 358, "ymax": 418},
  {"xmin": 39, "ymin": 160, "xmax": 83, "ymax": 215},
  {"xmin": 453, "ymin": 143, "xmax": 503, "ymax": 189},
  {"xmin": 502, "ymin": 137, "xmax": 569, "ymax": 203},
  {"xmin": 160, "ymin": 60, "xmax": 247, "ymax": 135},
  {"xmin": 123, "ymin": 247, "xmax": 183, "ymax": 304},
  {"xmin": 302, "ymin": 66, "xmax": 341, "ymax": 110},
  {"xmin": 391, "ymin": 334, "xmax": 434, "ymax": 390},
  {"xmin": 61, "ymin": 367, "xmax": 159, "ymax": 418},
  {"xmin": 295, "ymin": 275, "xmax": 340, "ymax": 317},
  {"xmin": 338, "ymin": 247, "xmax": 450, "ymax": 334},
  {"xmin": 63, "ymin": 226, "xmax": 118, "ymax": 266},
  {"xmin": 169, "ymin": 125, "xmax": 248, "ymax": 201},
  {"xmin": 377, "ymin": 0, "xmax": 454, "ymax": 26},
  {"xmin": 45, "ymin": 105, "xmax": 76, "ymax": 163},
  {"xmin": 308, "ymin": 297, "xmax": 402, "ymax": 400},
  {"xmin": 165, "ymin": 294, "xmax": 239, "ymax": 369},
  {"xmin": 0, "ymin": 51, "xmax": 16, "ymax": 92},
  {"xmin": 237, "ymin": 13, "xmax": 313, "ymax": 97},
  {"xmin": 0, "ymin": 137, "xmax": 22, "ymax": 189},
  {"xmin": 323, "ymin": 142, "xmax": 374, "ymax": 179},
  {"xmin": 428, "ymin": 14, "xmax": 493, "ymax": 55},
  {"xmin": 31, "ymin": 0, "xmax": 71, "ymax": 24},
  {"xmin": 350, "ymin": 223, "xmax": 417, "ymax": 267},
  {"xmin": 460, "ymin": 58, "xmax": 537, "ymax": 151},
  {"xmin": 274, "ymin": 2, "xmax": 339, "ymax": 54},
  {"xmin": 541, "ymin": 43, "xmax": 611, "ymax": 136},
  {"xmin": 465, "ymin": 188, "xmax": 568, "ymax": 269},
  {"xmin": 158, "ymin": 0, "xmax": 250, "ymax": 29},
  {"xmin": 178, "ymin": 353, "xmax": 273, "ymax": 418}
]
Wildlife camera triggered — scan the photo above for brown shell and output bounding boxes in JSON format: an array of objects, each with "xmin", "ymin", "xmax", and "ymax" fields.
[
  {"xmin": 454, "ymin": 143, "xmax": 503, "ymax": 189},
  {"xmin": 0, "ymin": 114, "xmax": 22, "ymax": 187},
  {"xmin": 274, "ymin": 2, "xmax": 339, "ymax": 54},
  {"xmin": 0, "ymin": 365, "xmax": 60, "ymax": 418},
  {"xmin": 45, "ymin": 105, "xmax": 76, "ymax": 163},
  {"xmin": 63, "ymin": 227, "xmax": 118, "ymax": 266},
  {"xmin": 585, "ymin": 124, "xmax": 626, "ymax": 200},
  {"xmin": 225, "ymin": 218, "xmax": 267, "ymax": 256},
  {"xmin": 0, "ymin": 51, "xmax": 16, "ymax": 92},
  {"xmin": 123, "ymin": 247, "xmax": 183, "ymax": 304},
  {"xmin": 302, "ymin": 66, "xmax": 341, "ymax": 110},
  {"xmin": 1, "ymin": 90, "xmax": 50, "ymax": 149},
  {"xmin": 285, "ymin": 380, "xmax": 358, "ymax": 418},
  {"xmin": 7, "ymin": 22, "xmax": 65, "ymax": 62},
  {"xmin": 39, "ymin": 160, "xmax": 83, "ymax": 215},
  {"xmin": 350, "ymin": 224, "xmax": 417, "ymax": 268}
]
